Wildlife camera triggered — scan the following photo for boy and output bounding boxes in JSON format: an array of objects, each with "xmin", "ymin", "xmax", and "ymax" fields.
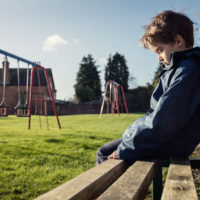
[{"xmin": 97, "ymin": 10, "xmax": 200, "ymax": 165}]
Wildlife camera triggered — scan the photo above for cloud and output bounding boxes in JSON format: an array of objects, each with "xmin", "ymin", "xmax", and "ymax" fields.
[
  {"xmin": 42, "ymin": 34, "xmax": 72, "ymax": 52},
  {"xmin": 71, "ymin": 38, "xmax": 80, "ymax": 45},
  {"xmin": 98, "ymin": 57, "xmax": 107, "ymax": 65}
]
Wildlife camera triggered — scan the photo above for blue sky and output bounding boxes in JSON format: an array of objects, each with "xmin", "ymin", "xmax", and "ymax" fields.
[{"xmin": 0, "ymin": 0, "xmax": 199, "ymax": 100}]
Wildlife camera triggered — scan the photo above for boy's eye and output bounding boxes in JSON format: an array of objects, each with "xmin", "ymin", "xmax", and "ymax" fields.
[
  {"xmin": 157, "ymin": 48, "xmax": 163, "ymax": 54},
  {"xmin": 157, "ymin": 48, "xmax": 163, "ymax": 53}
]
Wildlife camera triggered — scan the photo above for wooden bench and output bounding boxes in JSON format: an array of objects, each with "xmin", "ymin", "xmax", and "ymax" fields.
[{"xmin": 35, "ymin": 158, "xmax": 200, "ymax": 200}]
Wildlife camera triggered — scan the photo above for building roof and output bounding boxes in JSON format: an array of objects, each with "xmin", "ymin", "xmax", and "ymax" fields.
[{"xmin": 0, "ymin": 68, "xmax": 55, "ymax": 87}]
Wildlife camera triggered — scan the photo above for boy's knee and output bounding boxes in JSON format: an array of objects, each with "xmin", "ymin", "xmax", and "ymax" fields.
[
  {"xmin": 96, "ymin": 146, "xmax": 107, "ymax": 165},
  {"xmin": 97, "ymin": 147, "xmax": 103, "ymax": 157}
]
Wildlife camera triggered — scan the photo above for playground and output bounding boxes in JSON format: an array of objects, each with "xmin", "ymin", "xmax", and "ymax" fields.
[
  {"xmin": 0, "ymin": 114, "xmax": 142, "ymax": 200},
  {"xmin": 0, "ymin": 49, "xmax": 134, "ymax": 200}
]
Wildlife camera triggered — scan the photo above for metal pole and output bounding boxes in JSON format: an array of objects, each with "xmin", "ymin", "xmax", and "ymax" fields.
[
  {"xmin": 100, "ymin": 81, "xmax": 109, "ymax": 118},
  {"xmin": 0, "ymin": 49, "xmax": 39, "ymax": 67},
  {"xmin": 114, "ymin": 86, "xmax": 120, "ymax": 117},
  {"xmin": 42, "ymin": 66, "xmax": 61, "ymax": 129},
  {"xmin": 2, "ymin": 57, "xmax": 7, "ymax": 103},
  {"xmin": 121, "ymin": 86, "xmax": 129, "ymax": 114}
]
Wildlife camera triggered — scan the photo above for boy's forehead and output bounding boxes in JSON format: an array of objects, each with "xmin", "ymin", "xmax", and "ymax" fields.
[{"xmin": 148, "ymin": 42, "xmax": 162, "ymax": 52}]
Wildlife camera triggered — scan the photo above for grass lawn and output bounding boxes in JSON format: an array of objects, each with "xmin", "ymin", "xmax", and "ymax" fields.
[{"xmin": 0, "ymin": 113, "xmax": 143, "ymax": 200}]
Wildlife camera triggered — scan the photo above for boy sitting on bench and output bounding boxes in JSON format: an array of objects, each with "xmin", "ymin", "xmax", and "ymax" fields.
[{"xmin": 97, "ymin": 10, "xmax": 200, "ymax": 165}]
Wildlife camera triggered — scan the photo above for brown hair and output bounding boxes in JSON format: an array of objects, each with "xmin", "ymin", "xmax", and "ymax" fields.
[{"xmin": 140, "ymin": 10, "xmax": 194, "ymax": 48}]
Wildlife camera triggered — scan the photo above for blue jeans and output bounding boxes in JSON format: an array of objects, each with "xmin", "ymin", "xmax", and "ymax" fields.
[{"xmin": 96, "ymin": 138, "xmax": 122, "ymax": 165}]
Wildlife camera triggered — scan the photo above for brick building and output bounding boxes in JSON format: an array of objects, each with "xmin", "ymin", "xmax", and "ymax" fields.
[{"xmin": 0, "ymin": 58, "xmax": 56, "ymax": 115}]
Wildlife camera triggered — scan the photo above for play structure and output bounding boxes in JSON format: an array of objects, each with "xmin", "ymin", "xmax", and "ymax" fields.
[
  {"xmin": 100, "ymin": 80, "xmax": 128, "ymax": 117},
  {"xmin": 0, "ymin": 49, "xmax": 61, "ymax": 129}
]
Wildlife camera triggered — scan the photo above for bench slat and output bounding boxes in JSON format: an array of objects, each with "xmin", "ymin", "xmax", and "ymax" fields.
[
  {"xmin": 161, "ymin": 159, "xmax": 198, "ymax": 200},
  {"xmin": 98, "ymin": 160, "xmax": 160, "ymax": 200},
  {"xmin": 35, "ymin": 159, "xmax": 128, "ymax": 200}
]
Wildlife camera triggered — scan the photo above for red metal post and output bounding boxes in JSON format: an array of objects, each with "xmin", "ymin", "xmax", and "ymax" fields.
[
  {"xmin": 114, "ymin": 85, "xmax": 120, "ymax": 117},
  {"xmin": 28, "ymin": 65, "xmax": 61, "ymax": 129},
  {"xmin": 120, "ymin": 86, "xmax": 129, "ymax": 114},
  {"xmin": 118, "ymin": 87, "xmax": 123, "ymax": 113},
  {"xmin": 111, "ymin": 85, "xmax": 115, "ymax": 116},
  {"xmin": 42, "ymin": 66, "xmax": 61, "ymax": 129}
]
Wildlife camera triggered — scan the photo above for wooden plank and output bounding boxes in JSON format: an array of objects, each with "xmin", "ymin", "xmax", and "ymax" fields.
[
  {"xmin": 98, "ymin": 160, "xmax": 160, "ymax": 200},
  {"xmin": 35, "ymin": 159, "xmax": 128, "ymax": 200},
  {"xmin": 161, "ymin": 159, "xmax": 198, "ymax": 200}
]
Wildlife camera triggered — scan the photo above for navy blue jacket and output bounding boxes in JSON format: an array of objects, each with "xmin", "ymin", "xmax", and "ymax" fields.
[{"xmin": 117, "ymin": 47, "xmax": 200, "ymax": 163}]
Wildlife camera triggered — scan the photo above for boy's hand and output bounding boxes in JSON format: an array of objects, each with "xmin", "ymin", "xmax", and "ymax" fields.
[{"xmin": 108, "ymin": 150, "xmax": 119, "ymax": 160}]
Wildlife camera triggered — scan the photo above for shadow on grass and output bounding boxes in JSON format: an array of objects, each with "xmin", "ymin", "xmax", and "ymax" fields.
[
  {"xmin": 71, "ymin": 141, "xmax": 102, "ymax": 150},
  {"xmin": 62, "ymin": 133, "xmax": 112, "ymax": 141},
  {"xmin": 45, "ymin": 139, "xmax": 65, "ymax": 143}
]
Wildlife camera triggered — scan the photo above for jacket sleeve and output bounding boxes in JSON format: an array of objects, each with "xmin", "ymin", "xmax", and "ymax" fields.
[{"xmin": 117, "ymin": 64, "xmax": 200, "ymax": 162}]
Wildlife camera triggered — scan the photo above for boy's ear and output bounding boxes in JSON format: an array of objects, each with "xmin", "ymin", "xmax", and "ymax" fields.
[{"xmin": 174, "ymin": 35, "xmax": 185, "ymax": 47}]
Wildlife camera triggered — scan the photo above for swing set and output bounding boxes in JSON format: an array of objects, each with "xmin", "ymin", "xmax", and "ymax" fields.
[
  {"xmin": 100, "ymin": 80, "xmax": 128, "ymax": 117},
  {"xmin": 0, "ymin": 49, "xmax": 61, "ymax": 129}
]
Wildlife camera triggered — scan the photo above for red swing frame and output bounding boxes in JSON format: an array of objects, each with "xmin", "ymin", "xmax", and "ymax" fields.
[
  {"xmin": 28, "ymin": 65, "xmax": 61, "ymax": 129},
  {"xmin": 100, "ymin": 80, "xmax": 128, "ymax": 117}
]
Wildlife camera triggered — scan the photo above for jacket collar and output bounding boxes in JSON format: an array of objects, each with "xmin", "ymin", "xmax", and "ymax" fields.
[
  {"xmin": 158, "ymin": 47, "xmax": 200, "ymax": 77},
  {"xmin": 165, "ymin": 47, "xmax": 200, "ymax": 70},
  {"xmin": 163, "ymin": 47, "xmax": 200, "ymax": 70}
]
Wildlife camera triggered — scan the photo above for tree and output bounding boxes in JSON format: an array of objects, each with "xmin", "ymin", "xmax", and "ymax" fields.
[
  {"xmin": 74, "ymin": 55, "xmax": 102, "ymax": 102},
  {"xmin": 105, "ymin": 53, "xmax": 129, "ymax": 92},
  {"xmin": 126, "ymin": 86, "xmax": 152, "ymax": 112}
]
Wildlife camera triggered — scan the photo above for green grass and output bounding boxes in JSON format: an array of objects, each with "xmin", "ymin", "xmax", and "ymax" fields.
[{"xmin": 0, "ymin": 113, "xmax": 143, "ymax": 200}]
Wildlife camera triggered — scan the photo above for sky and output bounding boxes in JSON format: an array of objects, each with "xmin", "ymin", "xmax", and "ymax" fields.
[{"xmin": 0, "ymin": 0, "xmax": 199, "ymax": 100}]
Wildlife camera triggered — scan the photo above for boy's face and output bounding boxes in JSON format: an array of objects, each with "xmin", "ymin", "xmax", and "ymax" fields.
[{"xmin": 148, "ymin": 42, "xmax": 181, "ymax": 66}]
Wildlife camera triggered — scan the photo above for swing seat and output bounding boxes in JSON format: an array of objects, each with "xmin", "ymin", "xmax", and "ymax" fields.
[
  {"xmin": 0, "ymin": 101, "xmax": 8, "ymax": 116},
  {"xmin": 22, "ymin": 104, "xmax": 29, "ymax": 117},
  {"xmin": 15, "ymin": 106, "xmax": 29, "ymax": 117},
  {"xmin": 15, "ymin": 101, "xmax": 25, "ymax": 117}
]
